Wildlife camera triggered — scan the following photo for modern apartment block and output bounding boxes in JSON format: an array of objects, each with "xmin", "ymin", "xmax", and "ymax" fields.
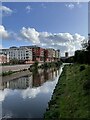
[
  {"xmin": 20, "ymin": 45, "xmax": 44, "ymax": 62},
  {"xmin": 0, "ymin": 45, "xmax": 60, "ymax": 63},
  {"xmin": 32, "ymin": 46, "xmax": 44, "ymax": 62},
  {"xmin": 1, "ymin": 46, "xmax": 32, "ymax": 62},
  {"xmin": 44, "ymin": 48, "xmax": 60, "ymax": 62}
]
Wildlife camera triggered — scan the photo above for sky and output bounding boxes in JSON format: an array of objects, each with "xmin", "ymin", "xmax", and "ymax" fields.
[{"xmin": 0, "ymin": 2, "xmax": 88, "ymax": 56}]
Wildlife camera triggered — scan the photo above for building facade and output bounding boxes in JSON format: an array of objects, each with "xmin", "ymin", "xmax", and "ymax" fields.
[
  {"xmin": 44, "ymin": 49, "xmax": 60, "ymax": 62},
  {"xmin": 65, "ymin": 52, "xmax": 68, "ymax": 58},
  {"xmin": 2, "ymin": 46, "xmax": 32, "ymax": 62},
  {"xmin": 0, "ymin": 46, "xmax": 60, "ymax": 63},
  {"xmin": 32, "ymin": 46, "xmax": 44, "ymax": 62},
  {"xmin": 20, "ymin": 46, "xmax": 44, "ymax": 62},
  {"xmin": 0, "ymin": 53, "xmax": 9, "ymax": 64}
]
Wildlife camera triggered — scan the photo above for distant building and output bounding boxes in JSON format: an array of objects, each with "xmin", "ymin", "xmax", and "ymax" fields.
[
  {"xmin": 57, "ymin": 49, "xmax": 60, "ymax": 61},
  {"xmin": 20, "ymin": 46, "xmax": 44, "ymax": 63},
  {"xmin": 46, "ymin": 48, "xmax": 53, "ymax": 62},
  {"xmin": 44, "ymin": 49, "xmax": 60, "ymax": 62},
  {"xmin": 44, "ymin": 49, "xmax": 49, "ymax": 62},
  {"xmin": 32, "ymin": 46, "xmax": 44, "ymax": 62},
  {"xmin": 65, "ymin": 52, "xmax": 68, "ymax": 58},
  {"xmin": 2, "ymin": 46, "xmax": 32, "ymax": 63},
  {"xmin": 0, "ymin": 45, "xmax": 61, "ymax": 63},
  {"xmin": 0, "ymin": 53, "xmax": 9, "ymax": 64}
]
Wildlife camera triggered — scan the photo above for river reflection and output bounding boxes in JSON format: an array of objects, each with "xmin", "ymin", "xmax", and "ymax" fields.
[{"xmin": 0, "ymin": 67, "xmax": 63, "ymax": 119}]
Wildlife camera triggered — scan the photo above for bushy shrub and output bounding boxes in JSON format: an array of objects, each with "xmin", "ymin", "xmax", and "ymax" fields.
[
  {"xmin": 23, "ymin": 69, "xmax": 27, "ymax": 71},
  {"xmin": 2, "ymin": 70, "xmax": 13, "ymax": 76},
  {"xmin": 79, "ymin": 65, "xmax": 85, "ymax": 71},
  {"xmin": 83, "ymin": 80, "xmax": 90, "ymax": 90}
]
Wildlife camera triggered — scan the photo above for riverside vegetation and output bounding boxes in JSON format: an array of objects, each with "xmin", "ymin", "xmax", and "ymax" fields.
[
  {"xmin": 44, "ymin": 64, "xmax": 90, "ymax": 119},
  {"xmin": 0, "ymin": 68, "xmax": 28, "ymax": 76},
  {"xmin": 1, "ymin": 61, "xmax": 62, "ymax": 76},
  {"xmin": 44, "ymin": 39, "xmax": 90, "ymax": 119},
  {"xmin": 29, "ymin": 61, "xmax": 62, "ymax": 72}
]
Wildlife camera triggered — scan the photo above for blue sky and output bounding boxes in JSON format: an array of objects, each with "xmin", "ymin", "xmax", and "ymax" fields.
[{"xmin": 1, "ymin": 2, "xmax": 88, "ymax": 56}]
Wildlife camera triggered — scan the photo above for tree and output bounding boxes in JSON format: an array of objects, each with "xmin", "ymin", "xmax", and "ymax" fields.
[
  {"xmin": 10, "ymin": 58, "xmax": 19, "ymax": 64},
  {"xmin": 74, "ymin": 50, "xmax": 88, "ymax": 64}
]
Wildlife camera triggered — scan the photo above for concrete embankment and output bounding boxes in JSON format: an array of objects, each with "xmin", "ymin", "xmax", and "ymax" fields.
[
  {"xmin": 2, "ymin": 70, "xmax": 31, "ymax": 82},
  {"xmin": 0, "ymin": 64, "xmax": 32, "ymax": 72},
  {"xmin": 44, "ymin": 64, "xmax": 90, "ymax": 119}
]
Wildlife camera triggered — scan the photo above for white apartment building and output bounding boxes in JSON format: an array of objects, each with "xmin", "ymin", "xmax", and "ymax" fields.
[
  {"xmin": 1, "ymin": 46, "xmax": 32, "ymax": 61},
  {"xmin": 55, "ymin": 50, "xmax": 58, "ymax": 58},
  {"xmin": 52, "ymin": 49, "xmax": 56, "ymax": 58}
]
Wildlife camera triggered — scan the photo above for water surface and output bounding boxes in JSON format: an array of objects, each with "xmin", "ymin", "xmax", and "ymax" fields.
[{"xmin": 0, "ymin": 67, "xmax": 63, "ymax": 119}]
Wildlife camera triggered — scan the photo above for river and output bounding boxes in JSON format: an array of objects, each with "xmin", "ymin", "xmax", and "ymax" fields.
[{"xmin": 0, "ymin": 65, "xmax": 63, "ymax": 119}]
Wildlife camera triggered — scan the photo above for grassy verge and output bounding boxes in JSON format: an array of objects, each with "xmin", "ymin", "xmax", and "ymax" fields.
[{"xmin": 44, "ymin": 64, "xmax": 90, "ymax": 119}]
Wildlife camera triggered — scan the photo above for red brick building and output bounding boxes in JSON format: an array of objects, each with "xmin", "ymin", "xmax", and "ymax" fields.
[
  {"xmin": 44, "ymin": 49, "xmax": 60, "ymax": 62},
  {"xmin": 19, "ymin": 46, "xmax": 44, "ymax": 63},
  {"xmin": 32, "ymin": 46, "xmax": 44, "ymax": 62}
]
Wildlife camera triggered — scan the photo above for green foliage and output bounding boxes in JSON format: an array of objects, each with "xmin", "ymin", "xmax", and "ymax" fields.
[
  {"xmin": 31, "ymin": 60, "xmax": 39, "ymax": 71},
  {"xmin": 74, "ymin": 50, "xmax": 88, "ymax": 64},
  {"xmin": 10, "ymin": 58, "xmax": 19, "ymax": 64},
  {"xmin": 44, "ymin": 64, "xmax": 90, "ymax": 119},
  {"xmin": 2, "ymin": 70, "xmax": 14, "ymax": 76},
  {"xmin": 83, "ymin": 80, "xmax": 90, "ymax": 91},
  {"xmin": 62, "ymin": 56, "xmax": 74, "ymax": 63},
  {"xmin": 74, "ymin": 40, "xmax": 90, "ymax": 64},
  {"xmin": 79, "ymin": 65, "xmax": 85, "ymax": 71},
  {"xmin": 43, "ymin": 61, "xmax": 62, "ymax": 69},
  {"xmin": 34, "ymin": 60, "xmax": 38, "ymax": 67}
]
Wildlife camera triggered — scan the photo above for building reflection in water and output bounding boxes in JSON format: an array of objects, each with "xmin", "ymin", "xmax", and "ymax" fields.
[{"xmin": 0, "ymin": 68, "xmax": 60, "ymax": 90}]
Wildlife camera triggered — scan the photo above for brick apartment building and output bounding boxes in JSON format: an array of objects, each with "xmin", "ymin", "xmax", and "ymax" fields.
[
  {"xmin": 21, "ymin": 46, "xmax": 44, "ymax": 63},
  {"xmin": 44, "ymin": 49, "xmax": 60, "ymax": 62},
  {"xmin": 0, "ymin": 45, "xmax": 60, "ymax": 63},
  {"xmin": 32, "ymin": 46, "xmax": 44, "ymax": 62}
]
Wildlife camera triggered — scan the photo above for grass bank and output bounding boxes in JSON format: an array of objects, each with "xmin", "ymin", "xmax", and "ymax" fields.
[{"xmin": 44, "ymin": 64, "xmax": 90, "ymax": 119}]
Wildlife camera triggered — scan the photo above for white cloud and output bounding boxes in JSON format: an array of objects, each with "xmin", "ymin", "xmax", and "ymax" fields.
[
  {"xmin": 0, "ymin": 25, "xmax": 10, "ymax": 39},
  {"xmin": 1, "ymin": 25, "xmax": 86, "ymax": 56},
  {"xmin": 20, "ymin": 27, "xmax": 40, "ymax": 44},
  {"xmin": 0, "ymin": 89, "xmax": 11, "ymax": 102},
  {"xmin": 0, "ymin": 77, "xmax": 58, "ymax": 101},
  {"xmin": 65, "ymin": 2, "xmax": 82, "ymax": 9},
  {"xmin": 26, "ymin": 5, "xmax": 32, "ymax": 13},
  {"xmin": 65, "ymin": 3, "xmax": 75, "ymax": 9},
  {"xmin": 0, "ymin": 5, "xmax": 13, "ymax": 16},
  {"xmin": 21, "ymin": 75, "xmax": 59, "ymax": 99},
  {"xmin": 76, "ymin": 2, "xmax": 82, "ymax": 8},
  {"xmin": 20, "ymin": 27, "xmax": 86, "ymax": 56}
]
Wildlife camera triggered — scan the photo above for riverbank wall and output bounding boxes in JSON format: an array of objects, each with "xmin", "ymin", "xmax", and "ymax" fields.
[
  {"xmin": 44, "ymin": 64, "xmax": 90, "ymax": 119},
  {"xmin": 0, "ymin": 64, "xmax": 32, "ymax": 73}
]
